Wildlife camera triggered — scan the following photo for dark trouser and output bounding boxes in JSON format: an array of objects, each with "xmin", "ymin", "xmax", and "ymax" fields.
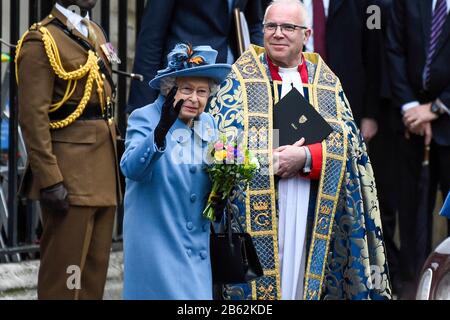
[
  {"xmin": 38, "ymin": 205, "xmax": 115, "ymax": 300},
  {"xmin": 397, "ymin": 132, "xmax": 450, "ymax": 299},
  {"xmin": 369, "ymin": 101, "xmax": 400, "ymax": 293}
]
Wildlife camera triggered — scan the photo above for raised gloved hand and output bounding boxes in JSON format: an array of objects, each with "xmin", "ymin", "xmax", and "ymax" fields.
[
  {"xmin": 154, "ymin": 86, "xmax": 184, "ymax": 148},
  {"xmin": 40, "ymin": 182, "xmax": 69, "ymax": 214}
]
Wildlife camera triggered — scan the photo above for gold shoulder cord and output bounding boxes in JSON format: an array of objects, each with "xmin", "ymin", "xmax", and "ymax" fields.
[{"xmin": 15, "ymin": 24, "xmax": 105, "ymax": 130}]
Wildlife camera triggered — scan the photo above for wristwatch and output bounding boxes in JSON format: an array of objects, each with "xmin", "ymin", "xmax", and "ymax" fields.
[{"xmin": 431, "ymin": 101, "xmax": 442, "ymax": 115}]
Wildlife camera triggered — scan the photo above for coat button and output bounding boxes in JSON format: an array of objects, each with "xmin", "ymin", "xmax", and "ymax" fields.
[
  {"xmin": 144, "ymin": 152, "xmax": 149, "ymax": 158},
  {"xmin": 140, "ymin": 157, "xmax": 146, "ymax": 163},
  {"xmin": 190, "ymin": 194, "xmax": 197, "ymax": 203},
  {"xmin": 186, "ymin": 249, "xmax": 192, "ymax": 257},
  {"xmin": 186, "ymin": 221, "xmax": 194, "ymax": 230},
  {"xmin": 190, "ymin": 166, "xmax": 197, "ymax": 174},
  {"xmin": 199, "ymin": 250, "xmax": 208, "ymax": 260},
  {"xmin": 147, "ymin": 147, "xmax": 151, "ymax": 153}
]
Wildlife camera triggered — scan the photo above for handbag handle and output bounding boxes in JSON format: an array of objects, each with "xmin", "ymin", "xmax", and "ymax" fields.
[
  {"xmin": 210, "ymin": 199, "xmax": 246, "ymax": 232},
  {"xmin": 226, "ymin": 198, "xmax": 246, "ymax": 234},
  {"xmin": 210, "ymin": 199, "xmax": 246, "ymax": 250},
  {"xmin": 209, "ymin": 212, "xmax": 234, "ymax": 251}
]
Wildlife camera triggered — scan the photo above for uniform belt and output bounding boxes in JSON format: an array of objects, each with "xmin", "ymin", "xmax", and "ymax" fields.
[{"xmin": 49, "ymin": 104, "xmax": 108, "ymax": 121}]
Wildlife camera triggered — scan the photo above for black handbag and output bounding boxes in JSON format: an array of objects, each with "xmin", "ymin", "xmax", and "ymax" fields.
[{"xmin": 210, "ymin": 206, "xmax": 264, "ymax": 284}]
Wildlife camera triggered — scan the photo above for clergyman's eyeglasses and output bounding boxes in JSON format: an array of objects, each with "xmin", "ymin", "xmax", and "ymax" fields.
[{"xmin": 263, "ymin": 22, "xmax": 308, "ymax": 34}]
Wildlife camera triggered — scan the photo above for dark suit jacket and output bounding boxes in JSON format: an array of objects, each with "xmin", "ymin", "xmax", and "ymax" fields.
[
  {"xmin": 127, "ymin": 0, "xmax": 264, "ymax": 113},
  {"xmin": 379, "ymin": 0, "xmax": 393, "ymax": 101},
  {"xmin": 324, "ymin": 0, "xmax": 382, "ymax": 124},
  {"xmin": 387, "ymin": 0, "xmax": 450, "ymax": 145}
]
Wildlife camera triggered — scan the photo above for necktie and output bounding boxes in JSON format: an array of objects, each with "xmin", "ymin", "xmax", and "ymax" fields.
[
  {"xmin": 81, "ymin": 18, "xmax": 97, "ymax": 43},
  {"xmin": 423, "ymin": 0, "xmax": 448, "ymax": 89},
  {"xmin": 313, "ymin": 0, "xmax": 327, "ymax": 62}
]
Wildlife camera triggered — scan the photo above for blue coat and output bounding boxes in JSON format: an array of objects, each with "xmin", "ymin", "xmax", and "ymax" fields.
[{"xmin": 120, "ymin": 95, "xmax": 216, "ymax": 299}]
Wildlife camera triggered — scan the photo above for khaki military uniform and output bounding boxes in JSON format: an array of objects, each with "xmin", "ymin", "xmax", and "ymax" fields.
[{"xmin": 16, "ymin": 7, "xmax": 121, "ymax": 300}]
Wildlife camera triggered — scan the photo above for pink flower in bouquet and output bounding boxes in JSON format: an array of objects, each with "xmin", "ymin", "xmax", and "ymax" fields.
[
  {"xmin": 226, "ymin": 146, "xmax": 235, "ymax": 162},
  {"xmin": 226, "ymin": 152, "xmax": 234, "ymax": 162},
  {"xmin": 214, "ymin": 142, "xmax": 224, "ymax": 151}
]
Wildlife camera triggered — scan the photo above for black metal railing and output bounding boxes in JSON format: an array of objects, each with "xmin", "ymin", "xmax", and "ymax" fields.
[{"xmin": 0, "ymin": 0, "xmax": 146, "ymax": 262}]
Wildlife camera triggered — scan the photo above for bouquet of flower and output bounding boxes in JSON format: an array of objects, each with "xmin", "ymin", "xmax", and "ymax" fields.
[{"xmin": 202, "ymin": 135, "xmax": 260, "ymax": 222}]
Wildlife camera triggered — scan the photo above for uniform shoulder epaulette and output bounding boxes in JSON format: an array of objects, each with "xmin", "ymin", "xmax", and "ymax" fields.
[
  {"xmin": 40, "ymin": 13, "xmax": 56, "ymax": 27},
  {"xmin": 28, "ymin": 13, "xmax": 55, "ymax": 31},
  {"xmin": 16, "ymin": 12, "xmax": 106, "ymax": 130}
]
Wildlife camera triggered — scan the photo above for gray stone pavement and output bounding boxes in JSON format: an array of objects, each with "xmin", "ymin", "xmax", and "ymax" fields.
[{"xmin": 0, "ymin": 251, "xmax": 123, "ymax": 300}]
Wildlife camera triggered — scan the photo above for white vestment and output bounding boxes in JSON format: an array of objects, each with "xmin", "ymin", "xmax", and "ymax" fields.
[{"xmin": 277, "ymin": 66, "xmax": 310, "ymax": 300}]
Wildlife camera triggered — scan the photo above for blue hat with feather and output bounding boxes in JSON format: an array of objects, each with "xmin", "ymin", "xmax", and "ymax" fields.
[{"xmin": 149, "ymin": 43, "xmax": 232, "ymax": 89}]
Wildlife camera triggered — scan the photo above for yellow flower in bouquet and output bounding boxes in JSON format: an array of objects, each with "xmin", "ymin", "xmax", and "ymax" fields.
[
  {"xmin": 202, "ymin": 135, "xmax": 260, "ymax": 222},
  {"xmin": 214, "ymin": 150, "xmax": 228, "ymax": 162}
]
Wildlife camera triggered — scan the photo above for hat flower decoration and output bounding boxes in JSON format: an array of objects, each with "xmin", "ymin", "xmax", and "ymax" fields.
[
  {"xmin": 149, "ymin": 42, "xmax": 231, "ymax": 89},
  {"xmin": 162, "ymin": 43, "xmax": 206, "ymax": 73}
]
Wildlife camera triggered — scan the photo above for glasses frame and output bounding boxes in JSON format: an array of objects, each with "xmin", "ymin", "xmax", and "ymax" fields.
[
  {"xmin": 178, "ymin": 86, "xmax": 211, "ymax": 98},
  {"xmin": 262, "ymin": 22, "xmax": 308, "ymax": 34}
]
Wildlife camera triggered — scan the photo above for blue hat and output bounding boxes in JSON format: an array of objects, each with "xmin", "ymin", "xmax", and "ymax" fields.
[{"xmin": 149, "ymin": 43, "xmax": 232, "ymax": 89}]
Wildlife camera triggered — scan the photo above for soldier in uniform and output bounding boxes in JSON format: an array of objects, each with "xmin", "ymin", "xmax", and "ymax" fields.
[{"xmin": 15, "ymin": 0, "xmax": 120, "ymax": 299}]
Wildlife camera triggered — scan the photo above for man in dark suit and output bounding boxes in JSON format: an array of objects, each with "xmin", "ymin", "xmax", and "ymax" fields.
[
  {"xmin": 297, "ymin": 0, "xmax": 402, "ymax": 294},
  {"xmin": 387, "ymin": 0, "xmax": 450, "ymax": 299},
  {"xmin": 126, "ymin": 0, "xmax": 264, "ymax": 114},
  {"xmin": 300, "ymin": 0, "xmax": 382, "ymax": 140},
  {"xmin": 368, "ymin": 0, "xmax": 401, "ymax": 295}
]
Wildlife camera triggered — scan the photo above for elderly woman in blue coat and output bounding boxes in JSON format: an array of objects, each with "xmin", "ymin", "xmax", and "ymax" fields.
[{"xmin": 120, "ymin": 44, "xmax": 231, "ymax": 300}]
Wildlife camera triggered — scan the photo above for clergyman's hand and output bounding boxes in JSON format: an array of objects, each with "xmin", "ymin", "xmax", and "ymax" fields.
[{"xmin": 273, "ymin": 138, "xmax": 306, "ymax": 179}]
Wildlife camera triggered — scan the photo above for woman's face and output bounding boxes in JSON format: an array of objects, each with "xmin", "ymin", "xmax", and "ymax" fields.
[{"xmin": 174, "ymin": 77, "xmax": 211, "ymax": 124}]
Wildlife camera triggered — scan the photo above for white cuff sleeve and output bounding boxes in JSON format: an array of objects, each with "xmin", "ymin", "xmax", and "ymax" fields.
[
  {"xmin": 402, "ymin": 101, "xmax": 420, "ymax": 114},
  {"xmin": 302, "ymin": 146, "xmax": 312, "ymax": 174}
]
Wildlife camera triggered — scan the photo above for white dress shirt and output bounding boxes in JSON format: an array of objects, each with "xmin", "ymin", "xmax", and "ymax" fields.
[
  {"xmin": 433, "ymin": 0, "xmax": 450, "ymax": 14},
  {"xmin": 277, "ymin": 66, "xmax": 310, "ymax": 300},
  {"xmin": 302, "ymin": 0, "xmax": 330, "ymax": 53},
  {"xmin": 55, "ymin": 3, "xmax": 91, "ymax": 38}
]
